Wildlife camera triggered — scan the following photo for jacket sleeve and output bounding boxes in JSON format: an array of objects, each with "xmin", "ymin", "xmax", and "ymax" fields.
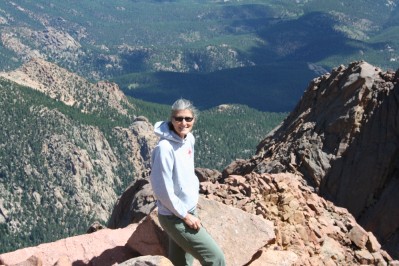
[{"xmin": 150, "ymin": 142, "xmax": 188, "ymax": 218}]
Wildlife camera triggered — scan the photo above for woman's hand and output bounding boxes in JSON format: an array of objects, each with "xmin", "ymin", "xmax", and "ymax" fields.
[{"xmin": 183, "ymin": 213, "xmax": 202, "ymax": 231}]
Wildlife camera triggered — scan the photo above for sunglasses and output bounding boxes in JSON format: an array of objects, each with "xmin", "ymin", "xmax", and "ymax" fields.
[{"xmin": 174, "ymin": 116, "xmax": 194, "ymax": 122}]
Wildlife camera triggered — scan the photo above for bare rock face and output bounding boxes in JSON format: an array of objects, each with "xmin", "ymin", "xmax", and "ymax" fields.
[
  {"xmin": 224, "ymin": 61, "xmax": 399, "ymax": 258},
  {"xmin": 112, "ymin": 117, "xmax": 159, "ymax": 179},
  {"xmin": 201, "ymin": 173, "xmax": 394, "ymax": 265},
  {"xmin": 195, "ymin": 197, "xmax": 275, "ymax": 266},
  {"xmin": 126, "ymin": 209, "xmax": 169, "ymax": 257},
  {"xmin": 40, "ymin": 116, "xmax": 120, "ymax": 222},
  {"xmin": 195, "ymin": 168, "xmax": 221, "ymax": 182},
  {"xmin": 108, "ymin": 177, "xmax": 156, "ymax": 228},
  {"xmin": 1, "ymin": 24, "xmax": 81, "ymax": 64},
  {"xmin": 0, "ymin": 225, "xmax": 138, "ymax": 266},
  {"xmin": 127, "ymin": 197, "xmax": 275, "ymax": 266}
]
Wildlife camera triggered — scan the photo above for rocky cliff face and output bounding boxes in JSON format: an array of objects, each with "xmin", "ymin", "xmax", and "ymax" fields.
[{"xmin": 224, "ymin": 61, "xmax": 399, "ymax": 258}]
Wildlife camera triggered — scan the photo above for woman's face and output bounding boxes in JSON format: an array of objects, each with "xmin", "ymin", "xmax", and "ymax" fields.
[{"xmin": 171, "ymin": 109, "xmax": 195, "ymax": 138}]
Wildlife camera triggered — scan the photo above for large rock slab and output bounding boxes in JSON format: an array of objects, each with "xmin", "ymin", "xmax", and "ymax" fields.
[
  {"xmin": 127, "ymin": 210, "xmax": 168, "ymax": 257},
  {"xmin": 0, "ymin": 224, "xmax": 138, "ymax": 266},
  {"xmin": 127, "ymin": 196, "xmax": 275, "ymax": 266}
]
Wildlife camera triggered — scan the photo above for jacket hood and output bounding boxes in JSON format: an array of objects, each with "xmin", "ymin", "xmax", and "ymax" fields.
[{"xmin": 154, "ymin": 121, "xmax": 185, "ymax": 143}]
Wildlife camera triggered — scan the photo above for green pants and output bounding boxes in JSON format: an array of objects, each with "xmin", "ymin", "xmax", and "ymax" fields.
[{"xmin": 158, "ymin": 212, "xmax": 226, "ymax": 266}]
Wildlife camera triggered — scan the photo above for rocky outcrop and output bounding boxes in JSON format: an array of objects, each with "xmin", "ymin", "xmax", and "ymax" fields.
[
  {"xmin": 112, "ymin": 117, "xmax": 159, "ymax": 179},
  {"xmin": 41, "ymin": 116, "xmax": 120, "ymax": 222},
  {"xmin": 201, "ymin": 173, "xmax": 395, "ymax": 265},
  {"xmin": 105, "ymin": 171, "xmax": 396, "ymax": 265},
  {"xmin": 224, "ymin": 61, "xmax": 399, "ymax": 258},
  {"xmin": 108, "ymin": 177, "xmax": 156, "ymax": 228},
  {"xmin": 128, "ymin": 197, "xmax": 275, "ymax": 266},
  {"xmin": 2, "ymin": 171, "xmax": 396, "ymax": 265},
  {"xmin": 0, "ymin": 224, "xmax": 138, "ymax": 266},
  {"xmin": 0, "ymin": 196, "xmax": 276, "ymax": 266},
  {"xmin": 195, "ymin": 167, "xmax": 222, "ymax": 182}
]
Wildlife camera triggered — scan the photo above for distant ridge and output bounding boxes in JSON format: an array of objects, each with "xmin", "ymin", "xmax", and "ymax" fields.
[{"xmin": 0, "ymin": 58, "xmax": 134, "ymax": 115}]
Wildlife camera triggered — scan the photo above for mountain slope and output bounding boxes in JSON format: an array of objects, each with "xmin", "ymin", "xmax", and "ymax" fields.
[
  {"xmin": 0, "ymin": 58, "xmax": 134, "ymax": 116},
  {"xmin": 0, "ymin": 75, "xmax": 156, "ymax": 252},
  {"xmin": 1, "ymin": 0, "xmax": 399, "ymax": 112},
  {"xmin": 224, "ymin": 61, "xmax": 399, "ymax": 258}
]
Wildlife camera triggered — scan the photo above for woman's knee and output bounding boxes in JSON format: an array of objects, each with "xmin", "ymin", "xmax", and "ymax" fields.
[
  {"xmin": 201, "ymin": 247, "xmax": 226, "ymax": 266},
  {"xmin": 213, "ymin": 248, "xmax": 226, "ymax": 266}
]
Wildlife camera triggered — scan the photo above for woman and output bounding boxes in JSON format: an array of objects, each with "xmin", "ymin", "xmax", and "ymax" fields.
[{"xmin": 150, "ymin": 98, "xmax": 226, "ymax": 266}]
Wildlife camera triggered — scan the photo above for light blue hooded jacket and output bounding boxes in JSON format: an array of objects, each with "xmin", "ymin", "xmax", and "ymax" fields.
[{"xmin": 150, "ymin": 121, "xmax": 199, "ymax": 218}]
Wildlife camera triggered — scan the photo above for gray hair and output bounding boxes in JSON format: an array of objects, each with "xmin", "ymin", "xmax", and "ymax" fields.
[{"xmin": 170, "ymin": 98, "xmax": 199, "ymax": 120}]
